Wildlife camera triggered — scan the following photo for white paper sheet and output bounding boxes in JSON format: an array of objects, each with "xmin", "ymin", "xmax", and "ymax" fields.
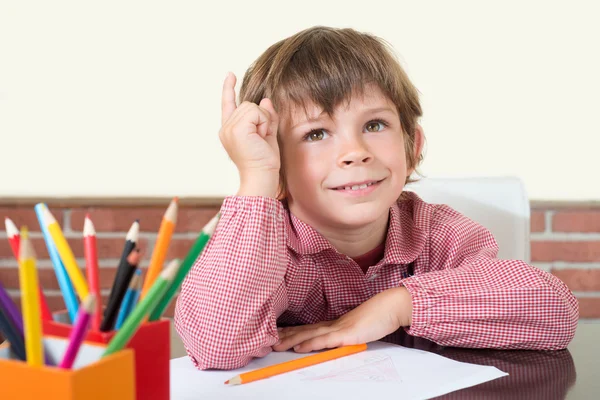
[{"xmin": 170, "ymin": 341, "xmax": 507, "ymax": 400}]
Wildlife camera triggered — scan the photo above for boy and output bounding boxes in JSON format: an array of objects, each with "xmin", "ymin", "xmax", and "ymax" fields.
[{"xmin": 175, "ymin": 26, "xmax": 578, "ymax": 370}]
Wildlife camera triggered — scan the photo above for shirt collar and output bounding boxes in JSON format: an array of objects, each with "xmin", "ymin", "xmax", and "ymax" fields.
[{"xmin": 285, "ymin": 191, "xmax": 430, "ymax": 265}]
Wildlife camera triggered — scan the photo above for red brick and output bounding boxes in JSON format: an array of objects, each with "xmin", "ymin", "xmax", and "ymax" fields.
[
  {"xmin": 0, "ymin": 239, "xmax": 15, "ymax": 258},
  {"xmin": 551, "ymin": 269, "xmax": 600, "ymax": 292},
  {"xmin": 530, "ymin": 211, "xmax": 546, "ymax": 233},
  {"xmin": 70, "ymin": 208, "xmax": 161, "ymax": 232},
  {"xmin": 578, "ymin": 297, "xmax": 600, "ymax": 319},
  {"xmin": 1, "ymin": 207, "xmax": 64, "ymax": 232},
  {"xmin": 166, "ymin": 238, "xmax": 197, "ymax": 259},
  {"xmin": 531, "ymin": 241, "xmax": 600, "ymax": 262},
  {"xmin": 70, "ymin": 207, "xmax": 220, "ymax": 233},
  {"xmin": 553, "ymin": 211, "xmax": 600, "ymax": 233},
  {"xmin": 29, "ymin": 237, "xmax": 149, "ymax": 260}
]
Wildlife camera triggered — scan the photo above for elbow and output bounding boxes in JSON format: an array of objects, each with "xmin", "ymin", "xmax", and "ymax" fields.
[
  {"xmin": 531, "ymin": 290, "xmax": 579, "ymax": 350},
  {"xmin": 173, "ymin": 298, "xmax": 274, "ymax": 370},
  {"xmin": 549, "ymin": 292, "xmax": 579, "ymax": 350}
]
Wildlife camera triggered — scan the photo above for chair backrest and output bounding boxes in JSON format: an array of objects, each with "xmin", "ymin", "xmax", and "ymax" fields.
[{"xmin": 405, "ymin": 177, "xmax": 530, "ymax": 262}]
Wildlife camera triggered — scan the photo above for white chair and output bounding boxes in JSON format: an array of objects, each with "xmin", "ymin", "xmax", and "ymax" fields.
[{"xmin": 405, "ymin": 177, "xmax": 530, "ymax": 262}]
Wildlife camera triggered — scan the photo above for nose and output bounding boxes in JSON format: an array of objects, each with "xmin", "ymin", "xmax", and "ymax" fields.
[{"xmin": 337, "ymin": 136, "xmax": 373, "ymax": 167}]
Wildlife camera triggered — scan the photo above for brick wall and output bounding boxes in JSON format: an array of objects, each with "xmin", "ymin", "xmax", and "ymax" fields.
[
  {"xmin": 530, "ymin": 203, "xmax": 600, "ymax": 320},
  {"xmin": 1, "ymin": 198, "xmax": 599, "ymax": 340}
]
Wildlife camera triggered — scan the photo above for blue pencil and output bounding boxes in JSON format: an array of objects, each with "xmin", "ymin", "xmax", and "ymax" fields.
[
  {"xmin": 127, "ymin": 271, "xmax": 142, "ymax": 319},
  {"xmin": 34, "ymin": 203, "xmax": 78, "ymax": 323},
  {"xmin": 115, "ymin": 269, "xmax": 141, "ymax": 329}
]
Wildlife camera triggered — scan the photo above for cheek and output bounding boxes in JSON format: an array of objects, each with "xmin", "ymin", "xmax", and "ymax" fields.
[
  {"xmin": 283, "ymin": 145, "xmax": 328, "ymax": 193},
  {"xmin": 373, "ymin": 135, "xmax": 405, "ymax": 162}
]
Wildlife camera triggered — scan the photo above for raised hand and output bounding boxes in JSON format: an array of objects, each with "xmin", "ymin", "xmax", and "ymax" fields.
[{"xmin": 219, "ymin": 72, "xmax": 281, "ymax": 198}]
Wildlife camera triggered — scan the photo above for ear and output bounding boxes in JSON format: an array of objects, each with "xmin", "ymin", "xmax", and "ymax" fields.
[{"xmin": 407, "ymin": 124, "xmax": 425, "ymax": 176}]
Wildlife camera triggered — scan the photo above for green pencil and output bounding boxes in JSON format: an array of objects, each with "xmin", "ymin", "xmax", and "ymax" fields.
[
  {"xmin": 149, "ymin": 213, "xmax": 220, "ymax": 321},
  {"xmin": 102, "ymin": 259, "xmax": 181, "ymax": 358}
]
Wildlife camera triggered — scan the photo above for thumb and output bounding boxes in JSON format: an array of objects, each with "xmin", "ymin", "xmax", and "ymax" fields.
[{"xmin": 259, "ymin": 98, "xmax": 279, "ymax": 137}]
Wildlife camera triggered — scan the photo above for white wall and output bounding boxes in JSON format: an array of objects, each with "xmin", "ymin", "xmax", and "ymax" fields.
[{"xmin": 1, "ymin": 0, "xmax": 598, "ymax": 200}]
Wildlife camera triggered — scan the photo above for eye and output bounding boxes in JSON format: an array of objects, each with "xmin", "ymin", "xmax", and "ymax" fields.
[
  {"xmin": 364, "ymin": 120, "xmax": 388, "ymax": 133},
  {"xmin": 304, "ymin": 129, "xmax": 329, "ymax": 142}
]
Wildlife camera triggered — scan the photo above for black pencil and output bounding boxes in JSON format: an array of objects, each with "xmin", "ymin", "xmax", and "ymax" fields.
[
  {"xmin": 106, "ymin": 220, "xmax": 139, "ymax": 313},
  {"xmin": 0, "ymin": 308, "xmax": 26, "ymax": 361},
  {"xmin": 100, "ymin": 249, "xmax": 141, "ymax": 332}
]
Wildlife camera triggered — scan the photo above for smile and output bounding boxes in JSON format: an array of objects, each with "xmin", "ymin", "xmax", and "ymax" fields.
[{"xmin": 330, "ymin": 179, "xmax": 385, "ymax": 195}]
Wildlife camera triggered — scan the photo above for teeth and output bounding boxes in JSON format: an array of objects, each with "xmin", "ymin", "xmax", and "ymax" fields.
[{"xmin": 337, "ymin": 181, "xmax": 377, "ymax": 190}]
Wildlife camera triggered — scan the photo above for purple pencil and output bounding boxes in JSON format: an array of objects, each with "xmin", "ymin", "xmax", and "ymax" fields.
[
  {"xmin": 0, "ymin": 281, "xmax": 24, "ymax": 333},
  {"xmin": 0, "ymin": 281, "xmax": 55, "ymax": 366},
  {"xmin": 58, "ymin": 294, "xmax": 96, "ymax": 369}
]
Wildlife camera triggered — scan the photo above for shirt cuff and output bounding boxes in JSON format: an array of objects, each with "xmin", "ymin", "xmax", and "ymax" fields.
[{"xmin": 400, "ymin": 276, "xmax": 432, "ymax": 337}]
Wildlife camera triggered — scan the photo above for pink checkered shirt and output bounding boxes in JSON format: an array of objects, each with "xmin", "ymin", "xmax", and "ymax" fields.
[{"xmin": 174, "ymin": 192, "xmax": 579, "ymax": 370}]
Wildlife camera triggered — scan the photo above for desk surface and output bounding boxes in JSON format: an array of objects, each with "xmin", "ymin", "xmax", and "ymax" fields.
[{"xmin": 169, "ymin": 322, "xmax": 599, "ymax": 399}]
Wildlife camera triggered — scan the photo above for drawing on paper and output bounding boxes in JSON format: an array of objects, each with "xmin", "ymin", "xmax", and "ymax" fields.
[{"xmin": 298, "ymin": 354, "xmax": 402, "ymax": 383}]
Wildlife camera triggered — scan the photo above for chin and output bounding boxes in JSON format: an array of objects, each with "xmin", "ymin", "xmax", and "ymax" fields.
[{"xmin": 326, "ymin": 201, "xmax": 391, "ymax": 228}]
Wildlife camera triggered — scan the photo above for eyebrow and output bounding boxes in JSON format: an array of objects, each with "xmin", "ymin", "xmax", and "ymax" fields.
[{"xmin": 290, "ymin": 106, "xmax": 396, "ymax": 131}]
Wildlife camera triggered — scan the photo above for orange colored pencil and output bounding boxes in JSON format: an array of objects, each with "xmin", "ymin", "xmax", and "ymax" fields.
[
  {"xmin": 140, "ymin": 197, "xmax": 178, "ymax": 299},
  {"xmin": 224, "ymin": 344, "xmax": 368, "ymax": 385},
  {"xmin": 83, "ymin": 215, "xmax": 102, "ymax": 331},
  {"xmin": 5, "ymin": 217, "xmax": 52, "ymax": 321}
]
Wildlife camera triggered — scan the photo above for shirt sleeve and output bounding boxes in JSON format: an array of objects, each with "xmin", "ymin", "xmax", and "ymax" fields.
[
  {"xmin": 401, "ymin": 204, "xmax": 579, "ymax": 350},
  {"xmin": 174, "ymin": 196, "xmax": 290, "ymax": 370}
]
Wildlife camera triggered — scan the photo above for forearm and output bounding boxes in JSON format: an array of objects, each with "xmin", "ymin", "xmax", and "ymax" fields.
[
  {"xmin": 402, "ymin": 259, "xmax": 578, "ymax": 350},
  {"xmin": 174, "ymin": 195, "xmax": 289, "ymax": 369}
]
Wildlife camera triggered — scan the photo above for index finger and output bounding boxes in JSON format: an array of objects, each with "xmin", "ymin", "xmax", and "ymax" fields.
[{"xmin": 221, "ymin": 72, "xmax": 237, "ymax": 125}]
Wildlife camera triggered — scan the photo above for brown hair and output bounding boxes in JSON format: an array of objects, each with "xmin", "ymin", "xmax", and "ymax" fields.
[{"xmin": 239, "ymin": 26, "xmax": 424, "ymax": 199}]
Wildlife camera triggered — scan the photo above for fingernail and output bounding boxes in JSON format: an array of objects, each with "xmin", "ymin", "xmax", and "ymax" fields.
[
  {"xmin": 275, "ymin": 340, "xmax": 281, "ymax": 345},
  {"xmin": 293, "ymin": 345, "xmax": 300, "ymax": 352}
]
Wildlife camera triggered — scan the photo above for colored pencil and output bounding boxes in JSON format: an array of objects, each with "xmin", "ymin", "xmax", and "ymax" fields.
[
  {"xmin": 18, "ymin": 227, "xmax": 44, "ymax": 366},
  {"xmin": 39, "ymin": 205, "xmax": 89, "ymax": 300},
  {"xmin": 102, "ymin": 259, "xmax": 180, "ymax": 358},
  {"xmin": 225, "ymin": 344, "xmax": 368, "ymax": 385},
  {"xmin": 5, "ymin": 217, "xmax": 52, "ymax": 321},
  {"xmin": 150, "ymin": 212, "xmax": 220, "ymax": 321},
  {"xmin": 0, "ymin": 281, "xmax": 23, "ymax": 334},
  {"xmin": 140, "ymin": 198, "xmax": 178, "ymax": 300},
  {"xmin": 34, "ymin": 204, "xmax": 78, "ymax": 323},
  {"xmin": 107, "ymin": 220, "xmax": 139, "ymax": 311},
  {"xmin": 100, "ymin": 249, "xmax": 141, "ymax": 332},
  {"xmin": 58, "ymin": 294, "xmax": 96, "ymax": 369},
  {"xmin": 83, "ymin": 215, "xmax": 102, "ymax": 331},
  {"xmin": 1, "ymin": 278, "xmax": 53, "ymax": 366},
  {"xmin": 127, "ymin": 271, "xmax": 143, "ymax": 317},
  {"xmin": 115, "ymin": 269, "xmax": 141, "ymax": 330},
  {"xmin": 0, "ymin": 308, "xmax": 26, "ymax": 361}
]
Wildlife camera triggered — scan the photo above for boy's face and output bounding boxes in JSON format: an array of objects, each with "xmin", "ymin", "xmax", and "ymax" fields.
[{"xmin": 279, "ymin": 84, "xmax": 416, "ymax": 229}]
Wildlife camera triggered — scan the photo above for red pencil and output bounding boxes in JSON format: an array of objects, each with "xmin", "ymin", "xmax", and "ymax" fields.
[
  {"xmin": 83, "ymin": 215, "xmax": 102, "ymax": 331},
  {"xmin": 5, "ymin": 217, "xmax": 52, "ymax": 321}
]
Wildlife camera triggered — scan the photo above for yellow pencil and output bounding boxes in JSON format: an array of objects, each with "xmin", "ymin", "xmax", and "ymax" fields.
[
  {"xmin": 40, "ymin": 204, "xmax": 89, "ymax": 299},
  {"xmin": 140, "ymin": 197, "xmax": 178, "ymax": 299},
  {"xmin": 18, "ymin": 227, "xmax": 44, "ymax": 367}
]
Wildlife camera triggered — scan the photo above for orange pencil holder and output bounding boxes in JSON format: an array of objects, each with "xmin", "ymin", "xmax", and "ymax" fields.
[
  {"xmin": 44, "ymin": 312, "xmax": 171, "ymax": 400},
  {"xmin": 0, "ymin": 336, "xmax": 135, "ymax": 400}
]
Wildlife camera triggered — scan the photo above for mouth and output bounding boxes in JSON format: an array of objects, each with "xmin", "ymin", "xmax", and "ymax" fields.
[{"xmin": 329, "ymin": 179, "xmax": 385, "ymax": 192}]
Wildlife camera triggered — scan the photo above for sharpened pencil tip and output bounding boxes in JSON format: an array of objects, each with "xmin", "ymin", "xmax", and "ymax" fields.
[
  {"xmin": 224, "ymin": 380, "xmax": 229, "ymax": 385},
  {"xmin": 4, "ymin": 217, "xmax": 18, "ymax": 237}
]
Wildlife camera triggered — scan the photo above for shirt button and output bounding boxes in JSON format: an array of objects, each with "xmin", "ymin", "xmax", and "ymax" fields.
[{"xmin": 367, "ymin": 274, "xmax": 378, "ymax": 281}]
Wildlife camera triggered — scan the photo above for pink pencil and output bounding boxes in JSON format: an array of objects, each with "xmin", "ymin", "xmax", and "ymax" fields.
[{"xmin": 58, "ymin": 294, "xmax": 96, "ymax": 369}]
